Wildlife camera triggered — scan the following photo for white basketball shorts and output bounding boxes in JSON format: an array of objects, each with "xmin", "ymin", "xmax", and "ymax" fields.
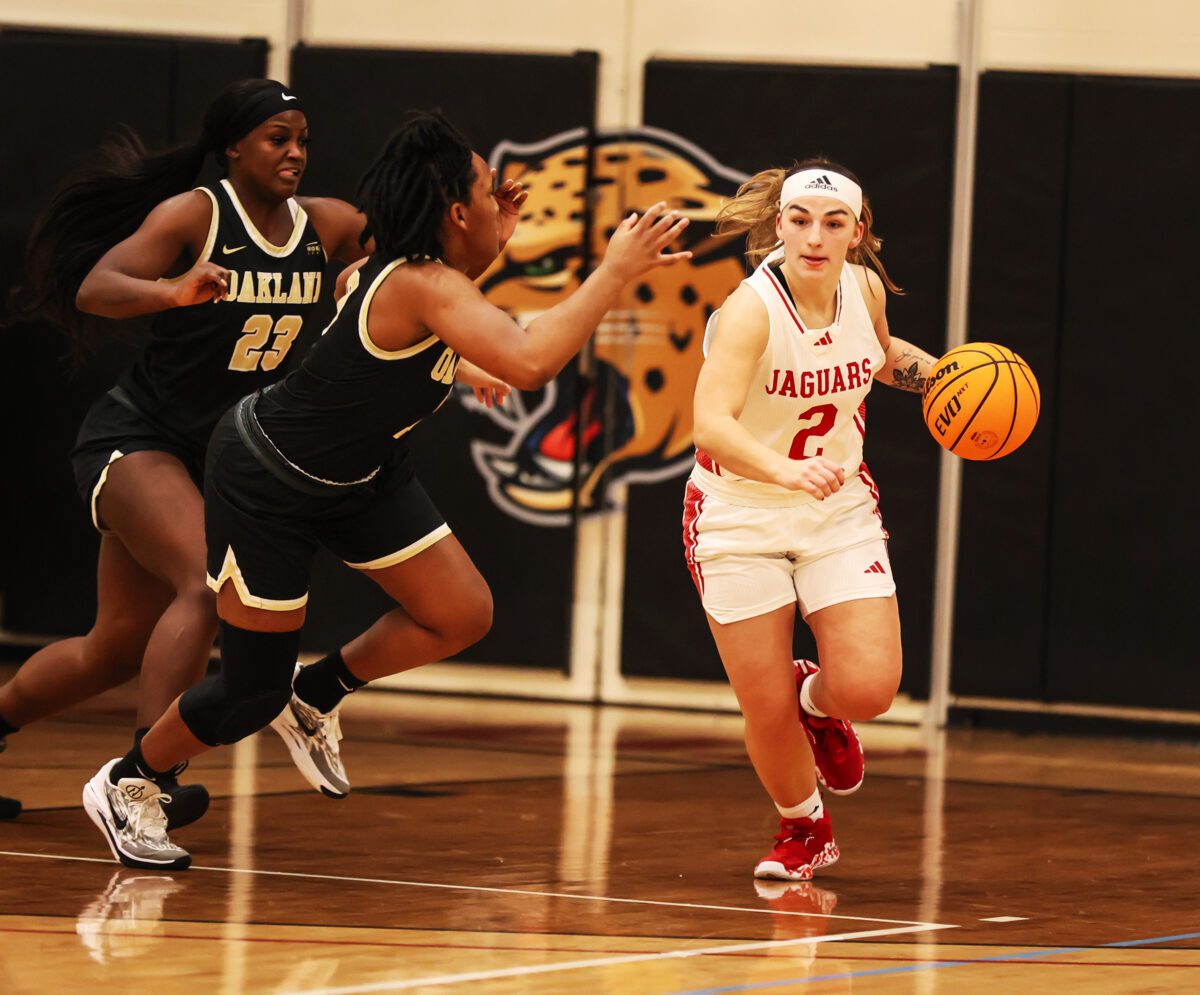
[{"xmin": 681, "ymin": 469, "xmax": 895, "ymax": 624}]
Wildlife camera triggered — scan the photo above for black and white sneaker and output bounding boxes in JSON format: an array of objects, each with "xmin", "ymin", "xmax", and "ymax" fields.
[
  {"xmin": 269, "ymin": 665, "xmax": 350, "ymax": 798},
  {"xmin": 82, "ymin": 759, "xmax": 191, "ymax": 870}
]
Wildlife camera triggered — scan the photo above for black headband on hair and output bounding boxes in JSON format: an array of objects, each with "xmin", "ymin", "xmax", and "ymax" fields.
[{"xmin": 220, "ymin": 86, "xmax": 305, "ymax": 149}]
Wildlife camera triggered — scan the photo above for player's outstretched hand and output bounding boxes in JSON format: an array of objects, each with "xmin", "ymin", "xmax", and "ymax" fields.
[
  {"xmin": 172, "ymin": 262, "xmax": 231, "ymax": 307},
  {"xmin": 602, "ymin": 202, "xmax": 692, "ymax": 281},
  {"xmin": 775, "ymin": 456, "xmax": 845, "ymax": 500},
  {"xmin": 493, "ymin": 169, "xmax": 528, "ymax": 248}
]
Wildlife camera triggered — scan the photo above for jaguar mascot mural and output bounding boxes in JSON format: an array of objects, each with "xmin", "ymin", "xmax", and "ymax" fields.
[{"xmin": 468, "ymin": 127, "xmax": 748, "ymax": 526}]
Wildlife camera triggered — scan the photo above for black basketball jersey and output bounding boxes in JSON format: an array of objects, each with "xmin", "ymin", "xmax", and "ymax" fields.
[
  {"xmin": 115, "ymin": 179, "xmax": 326, "ymax": 448},
  {"xmin": 253, "ymin": 254, "xmax": 458, "ymax": 483}
]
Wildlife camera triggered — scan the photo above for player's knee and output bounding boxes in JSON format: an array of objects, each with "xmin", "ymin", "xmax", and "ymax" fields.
[
  {"xmin": 180, "ymin": 677, "xmax": 291, "ymax": 746},
  {"xmin": 456, "ymin": 584, "xmax": 493, "ymax": 649},
  {"xmin": 823, "ymin": 658, "xmax": 900, "ymax": 720},
  {"xmin": 841, "ymin": 687, "xmax": 896, "ymax": 721},
  {"xmin": 422, "ymin": 580, "xmax": 492, "ymax": 653},
  {"xmin": 173, "ymin": 580, "xmax": 218, "ymax": 625},
  {"xmin": 215, "ymin": 686, "xmax": 293, "ymax": 744},
  {"xmin": 82, "ymin": 622, "xmax": 149, "ymax": 684},
  {"xmin": 742, "ymin": 688, "xmax": 799, "ymax": 733},
  {"xmin": 178, "ymin": 623, "xmax": 299, "ymax": 746}
]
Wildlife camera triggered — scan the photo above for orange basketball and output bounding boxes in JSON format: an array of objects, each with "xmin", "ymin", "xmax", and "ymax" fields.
[{"xmin": 922, "ymin": 343, "xmax": 1040, "ymax": 460}]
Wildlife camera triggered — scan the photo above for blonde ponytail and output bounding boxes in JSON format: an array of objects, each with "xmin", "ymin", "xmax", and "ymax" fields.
[{"xmin": 715, "ymin": 167, "xmax": 787, "ymax": 266}]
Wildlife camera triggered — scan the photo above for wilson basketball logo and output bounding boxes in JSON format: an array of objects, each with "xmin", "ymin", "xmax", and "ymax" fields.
[{"xmin": 922, "ymin": 359, "xmax": 960, "ymax": 398}]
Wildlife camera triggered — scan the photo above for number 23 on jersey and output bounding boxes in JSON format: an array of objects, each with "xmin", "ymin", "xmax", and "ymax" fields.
[{"xmin": 228, "ymin": 314, "xmax": 303, "ymax": 372}]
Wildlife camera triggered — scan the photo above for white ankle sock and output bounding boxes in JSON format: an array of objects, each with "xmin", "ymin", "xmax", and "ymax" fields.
[
  {"xmin": 799, "ymin": 673, "xmax": 827, "ymax": 718},
  {"xmin": 776, "ymin": 787, "xmax": 824, "ymax": 822}
]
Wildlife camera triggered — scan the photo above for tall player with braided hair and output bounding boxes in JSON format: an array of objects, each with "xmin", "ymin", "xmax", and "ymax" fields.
[
  {"xmin": 685, "ymin": 159, "xmax": 937, "ymax": 880},
  {"xmin": 82, "ymin": 110, "xmax": 692, "ymax": 870},
  {"xmin": 0, "ymin": 79, "xmax": 369, "ymax": 834}
]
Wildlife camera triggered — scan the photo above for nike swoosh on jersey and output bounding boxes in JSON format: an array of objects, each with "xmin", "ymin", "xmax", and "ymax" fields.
[{"xmin": 222, "ymin": 244, "xmax": 247, "ymax": 255}]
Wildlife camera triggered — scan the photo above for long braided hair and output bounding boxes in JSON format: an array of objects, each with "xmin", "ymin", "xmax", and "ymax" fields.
[
  {"xmin": 716, "ymin": 157, "xmax": 903, "ymax": 295},
  {"xmin": 355, "ymin": 110, "xmax": 475, "ymax": 261},
  {"xmin": 9, "ymin": 79, "xmax": 293, "ymax": 350}
]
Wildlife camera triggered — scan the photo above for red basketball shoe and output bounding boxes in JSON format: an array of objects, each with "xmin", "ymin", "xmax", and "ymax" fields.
[
  {"xmin": 753, "ymin": 812, "xmax": 840, "ymax": 881},
  {"xmin": 794, "ymin": 659, "xmax": 864, "ymax": 795}
]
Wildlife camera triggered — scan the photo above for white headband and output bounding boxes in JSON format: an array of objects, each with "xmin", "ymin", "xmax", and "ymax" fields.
[{"xmin": 780, "ymin": 169, "xmax": 862, "ymax": 219}]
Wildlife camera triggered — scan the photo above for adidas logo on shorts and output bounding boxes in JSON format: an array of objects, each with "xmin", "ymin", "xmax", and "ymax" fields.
[{"xmin": 863, "ymin": 561, "xmax": 886, "ymax": 575}]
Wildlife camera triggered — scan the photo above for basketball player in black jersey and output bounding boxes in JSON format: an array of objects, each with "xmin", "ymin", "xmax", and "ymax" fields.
[
  {"xmin": 79, "ymin": 110, "xmax": 691, "ymax": 869},
  {"xmin": 0, "ymin": 80, "xmax": 368, "ymax": 842}
]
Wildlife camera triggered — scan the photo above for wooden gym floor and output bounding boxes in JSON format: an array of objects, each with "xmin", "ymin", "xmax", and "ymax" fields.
[{"xmin": 1, "ymin": 662, "xmax": 1197, "ymax": 993}]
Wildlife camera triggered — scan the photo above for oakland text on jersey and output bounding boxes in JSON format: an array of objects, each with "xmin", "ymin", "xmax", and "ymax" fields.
[
  {"xmin": 765, "ymin": 357, "xmax": 874, "ymax": 399},
  {"xmin": 222, "ymin": 270, "xmax": 322, "ymax": 306}
]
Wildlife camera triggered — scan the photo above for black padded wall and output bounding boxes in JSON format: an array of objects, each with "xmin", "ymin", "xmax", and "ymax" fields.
[
  {"xmin": 290, "ymin": 47, "xmax": 599, "ymax": 668},
  {"xmin": 956, "ymin": 71, "xmax": 1200, "ymax": 711},
  {"xmin": 0, "ymin": 30, "xmax": 266, "ymax": 636},
  {"xmin": 953, "ymin": 72, "xmax": 1072, "ymax": 699},
  {"xmin": 1044, "ymin": 75, "xmax": 1200, "ymax": 709},
  {"xmin": 622, "ymin": 60, "xmax": 958, "ymax": 693}
]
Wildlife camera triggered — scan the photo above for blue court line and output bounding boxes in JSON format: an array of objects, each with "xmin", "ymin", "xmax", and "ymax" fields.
[{"xmin": 669, "ymin": 930, "xmax": 1200, "ymax": 994}]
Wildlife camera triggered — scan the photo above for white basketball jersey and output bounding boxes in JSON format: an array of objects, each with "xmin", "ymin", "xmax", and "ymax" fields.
[{"xmin": 694, "ymin": 251, "xmax": 885, "ymax": 507}]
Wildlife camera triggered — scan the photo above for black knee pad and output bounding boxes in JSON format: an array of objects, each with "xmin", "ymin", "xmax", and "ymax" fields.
[{"xmin": 179, "ymin": 623, "xmax": 301, "ymax": 746}]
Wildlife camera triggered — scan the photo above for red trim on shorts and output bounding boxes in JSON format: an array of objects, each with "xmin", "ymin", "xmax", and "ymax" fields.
[
  {"xmin": 858, "ymin": 461, "xmax": 889, "ymax": 539},
  {"xmin": 682, "ymin": 481, "xmax": 706, "ymax": 596},
  {"xmin": 695, "ymin": 447, "xmax": 722, "ymax": 476}
]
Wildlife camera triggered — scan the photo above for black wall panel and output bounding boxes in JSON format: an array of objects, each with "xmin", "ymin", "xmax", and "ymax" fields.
[
  {"xmin": 624, "ymin": 60, "xmax": 958, "ymax": 693},
  {"xmin": 952, "ymin": 72, "xmax": 1071, "ymax": 699},
  {"xmin": 957, "ymin": 71, "xmax": 1200, "ymax": 712},
  {"xmin": 0, "ymin": 30, "xmax": 266, "ymax": 635},
  {"xmin": 290, "ymin": 47, "xmax": 599, "ymax": 667},
  {"xmin": 1044, "ymin": 75, "xmax": 1200, "ymax": 709}
]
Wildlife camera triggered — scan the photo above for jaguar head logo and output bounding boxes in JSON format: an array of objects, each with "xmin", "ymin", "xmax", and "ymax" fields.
[{"xmin": 468, "ymin": 127, "xmax": 747, "ymax": 526}]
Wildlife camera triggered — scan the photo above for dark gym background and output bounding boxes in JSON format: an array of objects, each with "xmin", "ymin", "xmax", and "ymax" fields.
[
  {"xmin": 2, "ymin": 28, "xmax": 1196, "ymax": 713},
  {"xmin": 0, "ymin": 29, "xmax": 267, "ymax": 637},
  {"xmin": 957, "ymin": 70, "xmax": 1200, "ymax": 711}
]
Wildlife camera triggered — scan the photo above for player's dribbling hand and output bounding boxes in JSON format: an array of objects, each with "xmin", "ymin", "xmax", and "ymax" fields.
[
  {"xmin": 172, "ymin": 262, "xmax": 231, "ymax": 307},
  {"xmin": 775, "ymin": 457, "xmax": 845, "ymax": 500},
  {"xmin": 603, "ymin": 202, "xmax": 693, "ymax": 280}
]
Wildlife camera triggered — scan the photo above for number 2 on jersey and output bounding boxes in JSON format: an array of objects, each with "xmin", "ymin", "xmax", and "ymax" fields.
[
  {"xmin": 788, "ymin": 403, "xmax": 837, "ymax": 459},
  {"xmin": 228, "ymin": 315, "xmax": 303, "ymax": 372}
]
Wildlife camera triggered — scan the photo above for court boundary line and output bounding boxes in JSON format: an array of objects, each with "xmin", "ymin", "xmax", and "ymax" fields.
[
  {"xmin": 272, "ymin": 924, "xmax": 954, "ymax": 995},
  {"xmin": 0, "ymin": 850, "xmax": 950, "ymax": 928},
  {"xmin": 2, "ymin": 921, "xmax": 1197, "ymax": 970},
  {"xmin": 666, "ymin": 930, "xmax": 1200, "ymax": 993}
]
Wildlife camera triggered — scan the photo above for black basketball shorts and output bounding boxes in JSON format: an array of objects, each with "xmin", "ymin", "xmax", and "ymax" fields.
[
  {"xmin": 203, "ymin": 407, "xmax": 449, "ymax": 611},
  {"xmin": 71, "ymin": 389, "xmax": 205, "ymax": 533}
]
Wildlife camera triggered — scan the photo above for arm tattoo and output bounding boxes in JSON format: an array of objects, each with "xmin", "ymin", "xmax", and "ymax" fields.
[{"xmin": 891, "ymin": 360, "xmax": 926, "ymax": 394}]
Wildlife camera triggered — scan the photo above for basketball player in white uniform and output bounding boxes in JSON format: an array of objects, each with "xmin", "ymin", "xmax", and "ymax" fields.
[{"xmin": 685, "ymin": 161, "xmax": 937, "ymax": 879}]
